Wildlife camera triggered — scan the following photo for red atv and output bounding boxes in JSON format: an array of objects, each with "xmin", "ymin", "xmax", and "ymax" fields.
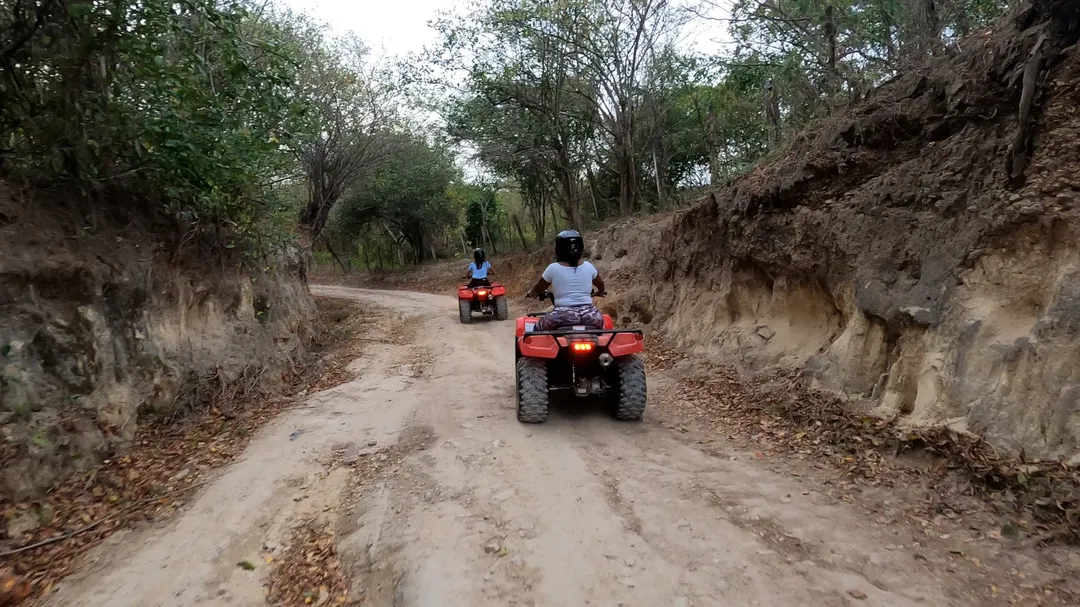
[
  {"xmin": 458, "ymin": 283, "xmax": 509, "ymax": 323},
  {"xmin": 514, "ymin": 292, "xmax": 646, "ymax": 423}
]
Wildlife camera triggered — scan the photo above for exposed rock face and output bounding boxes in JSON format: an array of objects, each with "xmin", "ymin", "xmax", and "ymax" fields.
[
  {"xmin": 595, "ymin": 1, "xmax": 1080, "ymax": 461},
  {"xmin": 0, "ymin": 189, "xmax": 315, "ymax": 499}
]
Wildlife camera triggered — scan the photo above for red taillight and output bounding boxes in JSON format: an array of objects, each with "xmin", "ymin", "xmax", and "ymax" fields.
[
  {"xmin": 571, "ymin": 342, "xmax": 594, "ymax": 352},
  {"xmin": 477, "ymin": 290, "xmax": 488, "ymax": 297}
]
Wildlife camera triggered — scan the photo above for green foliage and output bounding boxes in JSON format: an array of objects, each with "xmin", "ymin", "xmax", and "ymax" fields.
[
  {"xmin": 435, "ymin": 0, "xmax": 683, "ymax": 224},
  {"xmin": 641, "ymin": 55, "xmax": 771, "ymax": 192},
  {"xmin": 1, "ymin": 0, "xmax": 311, "ymax": 251},
  {"xmin": 328, "ymin": 132, "xmax": 462, "ymax": 264},
  {"xmin": 725, "ymin": 0, "xmax": 1014, "ymax": 131},
  {"xmin": 2, "ymin": 0, "xmax": 1020, "ymax": 264},
  {"xmin": 430, "ymin": 0, "xmax": 1017, "ymax": 223},
  {"xmin": 463, "ymin": 186, "xmax": 504, "ymax": 250}
]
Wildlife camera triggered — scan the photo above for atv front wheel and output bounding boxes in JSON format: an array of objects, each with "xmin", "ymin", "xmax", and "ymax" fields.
[
  {"xmin": 458, "ymin": 299, "xmax": 472, "ymax": 324},
  {"xmin": 610, "ymin": 354, "xmax": 646, "ymax": 421},
  {"xmin": 495, "ymin": 295, "xmax": 509, "ymax": 320},
  {"xmin": 516, "ymin": 357, "xmax": 549, "ymax": 423}
]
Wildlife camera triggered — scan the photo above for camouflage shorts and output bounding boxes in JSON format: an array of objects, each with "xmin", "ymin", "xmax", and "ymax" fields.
[{"xmin": 535, "ymin": 305, "xmax": 603, "ymax": 332}]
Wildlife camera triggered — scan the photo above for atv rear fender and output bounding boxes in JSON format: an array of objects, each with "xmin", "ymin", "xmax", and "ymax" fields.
[
  {"xmin": 516, "ymin": 328, "xmax": 644, "ymax": 359},
  {"xmin": 517, "ymin": 334, "xmax": 561, "ymax": 358},
  {"xmin": 459, "ymin": 284, "xmax": 506, "ymax": 299}
]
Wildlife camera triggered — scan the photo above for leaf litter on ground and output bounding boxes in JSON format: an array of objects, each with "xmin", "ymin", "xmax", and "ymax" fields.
[
  {"xmin": 265, "ymin": 522, "xmax": 353, "ymax": 606},
  {"xmin": 651, "ymin": 348, "xmax": 1080, "ymax": 603},
  {"xmin": 654, "ymin": 350, "xmax": 1080, "ymax": 547}
]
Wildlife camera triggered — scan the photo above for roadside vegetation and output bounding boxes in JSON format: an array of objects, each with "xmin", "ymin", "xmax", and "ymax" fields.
[{"xmin": 2, "ymin": 0, "xmax": 1014, "ymax": 271}]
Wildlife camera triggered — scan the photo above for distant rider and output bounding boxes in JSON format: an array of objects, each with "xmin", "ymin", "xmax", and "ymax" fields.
[
  {"xmin": 465, "ymin": 248, "xmax": 493, "ymax": 287},
  {"xmin": 526, "ymin": 230, "xmax": 606, "ymax": 331}
]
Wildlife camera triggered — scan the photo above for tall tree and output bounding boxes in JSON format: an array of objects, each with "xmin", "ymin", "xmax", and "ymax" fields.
[
  {"xmin": 293, "ymin": 34, "xmax": 395, "ymax": 246},
  {"xmin": 329, "ymin": 131, "xmax": 462, "ymax": 264},
  {"xmin": 435, "ymin": 0, "xmax": 683, "ymax": 221}
]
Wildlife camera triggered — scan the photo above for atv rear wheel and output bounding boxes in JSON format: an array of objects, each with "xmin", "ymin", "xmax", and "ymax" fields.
[
  {"xmin": 609, "ymin": 354, "xmax": 646, "ymax": 420},
  {"xmin": 516, "ymin": 357, "xmax": 549, "ymax": 423},
  {"xmin": 458, "ymin": 299, "xmax": 472, "ymax": 324},
  {"xmin": 495, "ymin": 295, "xmax": 509, "ymax": 320}
]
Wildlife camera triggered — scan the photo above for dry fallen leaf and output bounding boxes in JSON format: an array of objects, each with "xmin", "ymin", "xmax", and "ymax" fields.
[{"xmin": 0, "ymin": 569, "xmax": 32, "ymax": 606}]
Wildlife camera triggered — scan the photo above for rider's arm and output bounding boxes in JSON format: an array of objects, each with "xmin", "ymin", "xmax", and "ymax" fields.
[
  {"xmin": 593, "ymin": 273, "xmax": 606, "ymax": 295},
  {"xmin": 527, "ymin": 277, "xmax": 550, "ymax": 299}
]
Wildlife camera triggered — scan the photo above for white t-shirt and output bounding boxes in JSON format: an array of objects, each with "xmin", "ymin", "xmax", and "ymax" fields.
[{"xmin": 542, "ymin": 261, "xmax": 598, "ymax": 307}]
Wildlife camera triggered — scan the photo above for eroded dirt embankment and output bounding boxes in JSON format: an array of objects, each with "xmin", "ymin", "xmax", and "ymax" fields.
[
  {"xmin": 625, "ymin": 0, "xmax": 1080, "ymax": 462},
  {"xmin": 340, "ymin": 0, "xmax": 1080, "ymax": 464},
  {"xmin": 0, "ymin": 186, "xmax": 316, "ymax": 501}
]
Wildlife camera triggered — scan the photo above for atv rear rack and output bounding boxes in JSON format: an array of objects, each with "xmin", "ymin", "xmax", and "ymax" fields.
[{"xmin": 523, "ymin": 328, "xmax": 643, "ymax": 337}]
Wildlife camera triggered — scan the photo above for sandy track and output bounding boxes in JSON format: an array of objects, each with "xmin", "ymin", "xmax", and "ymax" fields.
[{"xmin": 43, "ymin": 285, "xmax": 981, "ymax": 607}]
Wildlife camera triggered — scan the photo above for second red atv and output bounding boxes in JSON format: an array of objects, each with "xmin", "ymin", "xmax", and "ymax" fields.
[
  {"xmin": 458, "ymin": 283, "xmax": 509, "ymax": 323},
  {"xmin": 514, "ymin": 292, "xmax": 646, "ymax": 423}
]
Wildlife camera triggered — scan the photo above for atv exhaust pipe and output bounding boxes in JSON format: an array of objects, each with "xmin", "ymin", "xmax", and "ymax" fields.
[{"xmin": 598, "ymin": 353, "xmax": 614, "ymax": 368}]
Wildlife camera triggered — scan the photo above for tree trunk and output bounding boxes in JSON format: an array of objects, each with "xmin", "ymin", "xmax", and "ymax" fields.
[
  {"xmin": 955, "ymin": 0, "xmax": 970, "ymax": 38},
  {"xmin": 917, "ymin": 0, "xmax": 940, "ymax": 54},
  {"xmin": 614, "ymin": 119, "xmax": 638, "ymax": 215},
  {"xmin": 586, "ymin": 173, "xmax": 601, "ymax": 221},
  {"xmin": 325, "ymin": 241, "xmax": 349, "ymax": 274},
  {"xmin": 764, "ymin": 81, "xmax": 782, "ymax": 149},
  {"xmin": 550, "ymin": 196, "xmax": 560, "ymax": 234},
  {"xmin": 299, "ymin": 171, "xmax": 341, "ymax": 247},
  {"xmin": 706, "ymin": 106, "xmax": 722, "ymax": 185},
  {"xmin": 652, "ymin": 142, "xmax": 669, "ymax": 207},
  {"xmin": 512, "ymin": 214, "xmax": 528, "ymax": 250},
  {"xmin": 531, "ymin": 188, "xmax": 547, "ymax": 242},
  {"xmin": 880, "ymin": 0, "xmax": 897, "ymax": 66},
  {"xmin": 554, "ymin": 143, "xmax": 584, "ymax": 232},
  {"xmin": 482, "ymin": 222, "xmax": 496, "ymax": 256},
  {"xmin": 557, "ymin": 170, "xmax": 584, "ymax": 232}
]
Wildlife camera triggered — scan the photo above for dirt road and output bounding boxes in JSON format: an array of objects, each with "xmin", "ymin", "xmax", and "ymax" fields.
[{"xmin": 43, "ymin": 286, "xmax": 992, "ymax": 606}]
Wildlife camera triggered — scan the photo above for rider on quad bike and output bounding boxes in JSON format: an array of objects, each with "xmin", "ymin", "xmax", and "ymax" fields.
[
  {"xmin": 515, "ymin": 229, "xmax": 644, "ymax": 423},
  {"xmin": 465, "ymin": 248, "xmax": 493, "ymax": 288},
  {"xmin": 526, "ymin": 230, "xmax": 606, "ymax": 330}
]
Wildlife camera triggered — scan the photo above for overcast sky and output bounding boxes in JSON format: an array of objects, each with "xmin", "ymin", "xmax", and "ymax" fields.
[{"xmin": 279, "ymin": 0, "xmax": 733, "ymax": 59}]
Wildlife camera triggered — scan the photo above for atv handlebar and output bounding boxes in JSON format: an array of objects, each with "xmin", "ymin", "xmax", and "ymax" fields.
[{"xmin": 536, "ymin": 290, "xmax": 605, "ymax": 301}]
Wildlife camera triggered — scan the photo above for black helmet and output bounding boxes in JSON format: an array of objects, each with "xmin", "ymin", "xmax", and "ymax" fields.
[
  {"xmin": 473, "ymin": 248, "xmax": 485, "ymax": 264},
  {"xmin": 554, "ymin": 230, "xmax": 584, "ymax": 265}
]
